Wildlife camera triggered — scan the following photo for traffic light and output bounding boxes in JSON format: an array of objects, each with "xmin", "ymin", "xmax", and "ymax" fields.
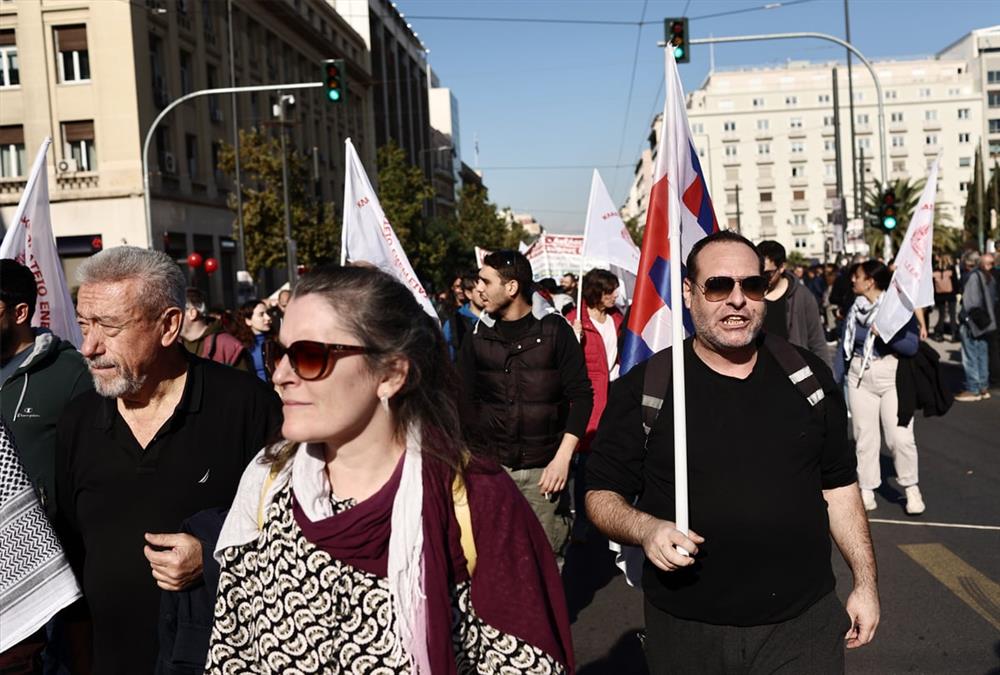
[
  {"xmin": 665, "ymin": 18, "xmax": 690, "ymax": 64},
  {"xmin": 879, "ymin": 188, "xmax": 898, "ymax": 231},
  {"xmin": 322, "ymin": 59, "xmax": 346, "ymax": 104}
]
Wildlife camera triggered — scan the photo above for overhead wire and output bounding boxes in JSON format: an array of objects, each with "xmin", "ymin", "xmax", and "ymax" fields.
[{"xmin": 610, "ymin": 0, "xmax": 650, "ymax": 198}]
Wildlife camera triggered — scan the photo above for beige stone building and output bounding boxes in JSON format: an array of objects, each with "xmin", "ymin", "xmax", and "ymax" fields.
[
  {"xmin": 623, "ymin": 34, "xmax": 994, "ymax": 259},
  {"xmin": 0, "ymin": 0, "xmax": 375, "ymax": 304}
]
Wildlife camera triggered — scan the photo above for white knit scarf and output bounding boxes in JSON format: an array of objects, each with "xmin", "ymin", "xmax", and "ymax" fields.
[{"xmin": 843, "ymin": 293, "xmax": 884, "ymax": 384}]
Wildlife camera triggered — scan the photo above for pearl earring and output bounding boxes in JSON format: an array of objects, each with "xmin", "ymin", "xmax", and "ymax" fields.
[{"xmin": 380, "ymin": 395, "xmax": 389, "ymax": 412}]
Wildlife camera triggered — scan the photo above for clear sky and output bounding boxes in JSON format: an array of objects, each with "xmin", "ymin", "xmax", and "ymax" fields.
[{"xmin": 398, "ymin": 0, "xmax": 1000, "ymax": 233}]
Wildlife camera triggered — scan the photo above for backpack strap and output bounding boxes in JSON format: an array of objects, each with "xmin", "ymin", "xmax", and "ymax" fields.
[
  {"xmin": 641, "ymin": 348, "xmax": 673, "ymax": 438},
  {"xmin": 206, "ymin": 332, "xmax": 218, "ymax": 361},
  {"xmin": 762, "ymin": 332, "xmax": 826, "ymax": 408},
  {"xmin": 452, "ymin": 472, "xmax": 477, "ymax": 577}
]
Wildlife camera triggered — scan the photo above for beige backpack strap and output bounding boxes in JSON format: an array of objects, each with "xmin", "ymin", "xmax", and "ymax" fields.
[
  {"xmin": 256, "ymin": 466, "xmax": 279, "ymax": 530},
  {"xmin": 451, "ymin": 472, "xmax": 477, "ymax": 577}
]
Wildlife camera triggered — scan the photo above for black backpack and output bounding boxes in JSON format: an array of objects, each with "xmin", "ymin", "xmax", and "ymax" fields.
[{"xmin": 640, "ymin": 333, "xmax": 827, "ymax": 438}]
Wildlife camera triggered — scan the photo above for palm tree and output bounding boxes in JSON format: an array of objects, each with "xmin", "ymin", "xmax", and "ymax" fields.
[{"xmin": 862, "ymin": 177, "xmax": 955, "ymax": 259}]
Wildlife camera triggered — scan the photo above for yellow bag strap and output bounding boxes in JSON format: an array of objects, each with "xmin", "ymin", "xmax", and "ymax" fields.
[
  {"xmin": 452, "ymin": 472, "xmax": 477, "ymax": 577},
  {"xmin": 256, "ymin": 466, "xmax": 279, "ymax": 530}
]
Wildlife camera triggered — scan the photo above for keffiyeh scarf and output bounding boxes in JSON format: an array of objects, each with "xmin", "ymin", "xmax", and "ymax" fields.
[{"xmin": 843, "ymin": 292, "xmax": 885, "ymax": 384}]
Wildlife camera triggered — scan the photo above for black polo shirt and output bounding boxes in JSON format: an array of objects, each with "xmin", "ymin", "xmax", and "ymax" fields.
[{"xmin": 55, "ymin": 350, "xmax": 282, "ymax": 675}]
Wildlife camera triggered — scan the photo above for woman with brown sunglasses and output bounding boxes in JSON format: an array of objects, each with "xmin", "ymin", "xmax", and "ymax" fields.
[{"xmin": 205, "ymin": 266, "xmax": 573, "ymax": 674}]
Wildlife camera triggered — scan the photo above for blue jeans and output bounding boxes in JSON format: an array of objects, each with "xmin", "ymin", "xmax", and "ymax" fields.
[{"xmin": 960, "ymin": 323, "xmax": 990, "ymax": 392}]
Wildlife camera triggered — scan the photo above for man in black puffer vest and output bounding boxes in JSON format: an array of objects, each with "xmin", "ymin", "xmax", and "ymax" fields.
[{"xmin": 457, "ymin": 250, "xmax": 593, "ymax": 560}]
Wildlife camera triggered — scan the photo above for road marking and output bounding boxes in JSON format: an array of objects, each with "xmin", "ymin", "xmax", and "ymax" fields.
[
  {"xmin": 870, "ymin": 518, "xmax": 1000, "ymax": 531},
  {"xmin": 899, "ymin": 543, "xmax": 1000, "ymax": 633}
]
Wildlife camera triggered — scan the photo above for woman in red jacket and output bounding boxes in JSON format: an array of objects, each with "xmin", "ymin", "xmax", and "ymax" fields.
[{"xmin": 567, "ymin": 268, "xmax": 624, "ymax": 540}]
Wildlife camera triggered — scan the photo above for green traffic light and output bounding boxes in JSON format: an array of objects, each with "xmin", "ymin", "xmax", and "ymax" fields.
[
  {"xmin": 674, "ymin": 46, "xmax": 685, "ymax": 59},
  {"xmin": 327, "ymin": 89, "xmax": 341, "ymax": 102},
  {"xmin": 883, "ymin": 216, "xmax": 897, "ymax": 230}
]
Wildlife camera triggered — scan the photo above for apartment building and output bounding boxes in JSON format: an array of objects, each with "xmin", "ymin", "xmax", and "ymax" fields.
[
  {"xmin": 939, "ymin": 25, "xmax": 1000, "ymax": 161},
  {"xmin": 623, "ymin": 38, "xmax": 991, "ymax": 259},
  {"xmin": 0, "ymin": 0, "xmax": 374, "ymax": 304}
]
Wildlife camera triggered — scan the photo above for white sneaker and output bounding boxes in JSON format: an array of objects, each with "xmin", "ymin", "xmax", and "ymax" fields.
[
  {"xmin": 862, "ymin": 489, "xmax": 877, "ymax": 511},
  {"xmin": 905, "ymin": 486, "xmax": 926, "ymax": 515}
]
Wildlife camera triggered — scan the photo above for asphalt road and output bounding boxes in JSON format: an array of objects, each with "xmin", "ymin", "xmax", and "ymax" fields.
[{"xmin": 565, "ymin": 340, "xmax": 1000, "ymax": 674}]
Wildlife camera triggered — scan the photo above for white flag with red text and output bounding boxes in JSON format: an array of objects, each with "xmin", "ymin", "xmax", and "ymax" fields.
[
  {"xmin": 0, "ymin": 138, "xmax": 83, "ymax": 347},
  {"xmin": 581, "ymin": 169, "xmax": 641, "ymax": 275},
  {"xmin": 874, "ymin": 157, "xmax": 939, "ymax": 340},
  {"xmin": 341, "ymin": 139, "xmax": 437, "ymax": 321}
]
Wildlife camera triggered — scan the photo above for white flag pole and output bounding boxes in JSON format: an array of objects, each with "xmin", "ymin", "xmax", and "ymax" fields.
[
  {"xmin": 665, "ymin": 48, "xmax": 691, "ymax": 545},
  {"xmin": 340, "ymin": 138, "xmax": 350, "ymax": 266},
  {"xmin": 577, "ymin": 169, "xmax": 599, "ymax": 311}
]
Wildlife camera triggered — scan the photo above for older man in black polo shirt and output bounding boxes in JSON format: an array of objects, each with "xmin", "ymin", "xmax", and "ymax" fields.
[{"xmin": 55, "ymin": 247, "xmax": 281, "ymax": 674}]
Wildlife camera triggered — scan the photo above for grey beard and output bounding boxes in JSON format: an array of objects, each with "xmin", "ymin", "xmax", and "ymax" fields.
[{"xmin": 87, "ymin": 361, "xmax": 147, "ymax": 398}]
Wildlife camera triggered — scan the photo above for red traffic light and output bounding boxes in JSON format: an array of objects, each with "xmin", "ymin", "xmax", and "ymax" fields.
[{"xmin": 672, "ymin": 22, "xmax": 684, "ymax": 34}]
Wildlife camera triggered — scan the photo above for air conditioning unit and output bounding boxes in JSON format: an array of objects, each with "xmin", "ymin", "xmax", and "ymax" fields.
[
  {"xmin": 210, "ymin": 108, "xmax": 224, "ymax": 123},
  {"xmin": 57, "ymin": 158, "xmax": 79, "ymax": 174},
  {"xmin": 163, "ymin": 152, "xmax": 177, "ymax": 175}
]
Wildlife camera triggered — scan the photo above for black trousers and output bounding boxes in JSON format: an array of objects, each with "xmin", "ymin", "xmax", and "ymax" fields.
[
  {"xmin": 987, "ymin": 331, "xmax": 1000, "ymax": 388},
  {"xmin": 644, "ymin": 591, "xmax": 851, "ymax": 675}
]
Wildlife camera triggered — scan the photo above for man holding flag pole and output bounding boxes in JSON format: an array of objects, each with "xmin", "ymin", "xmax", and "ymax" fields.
[{"xmin": 585, "ymin": 48, "xmax": 878, "ymax": 673}]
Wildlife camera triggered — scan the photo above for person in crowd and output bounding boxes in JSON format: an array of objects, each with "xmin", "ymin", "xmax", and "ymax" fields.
[
  {"xmin": 566, "ymin": 268, "xmax": 624, "ymax": 542},
  {"xmin": 55, "ymin": 247, "xmax": 282, "ymax": 674},
  {"xmin": 0, "ymin": 419, "xmax": 81, "ymax": 673},
  {"xmin": 561, "ymin": 273, "xmax": 579, "ymax": 301},
  {"xmin": 236, "ymin": 298, "xmax": 274, "ymax": 382},
  {"xmin": 844, "ymin": 260, "xmax": 924, "ymax": 514},
  {"xmin": 758, "ymin": 240, "xmax": 831, "ymax": 368},
  {"xmin": 442, "ymin": 272, "xmax": 485, "ymax": 361},
  {"xmin": 180, "ymin": 287, "xmax": 251, "ymax": 370},
  {"xmin": 586, "ymin": 231, "xmax": 877, "ymax": 674},
  {"xmin": 205, "ymin": 266, "xmax": 574, "ymax": 673},
  {"xmin": 0, "ymin": 259, "xmax": 93, "ymax": 520},
  {"xmin": 980, "ymin": 252, "xmax": 1000, "ymax": 390},
  {"xmin": 956, "ymin": 251, "xmax": 997, "ymax": 401},
  {"xmin": 828, "ymin": 258, "xmax": 865, "ymax": 385},
  {"xmin": 931, "ymin": 254, "xmax": 959, "ymax": 341},
  {"xmin": 276, "ymin": 288, "xmax": 291, "ymax": 314},
  {"xmin": 540, "ymin": 278, "xmax": 574, "ymax": 315},
  {"xmin": 457, "ymin": 250, "xmax": 593, "ymax": 561}
]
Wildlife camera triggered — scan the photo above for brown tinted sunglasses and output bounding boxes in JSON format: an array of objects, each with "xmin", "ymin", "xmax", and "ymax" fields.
[{"xmin": 264, "ymin": 340, "xmax": 376, "ymax": 381}]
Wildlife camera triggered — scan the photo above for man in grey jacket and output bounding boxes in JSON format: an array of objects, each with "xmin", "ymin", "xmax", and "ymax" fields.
[
  {"xmin": 955, "ymin": 251, "xmax": 997, "ymax": 401},
  {"xmin": 758, "ymin": 241, "xmax": 832, "ymax": 368}
]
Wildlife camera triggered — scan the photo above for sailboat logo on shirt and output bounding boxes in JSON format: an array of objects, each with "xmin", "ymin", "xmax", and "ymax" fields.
[{"xmin": 198, "ymin": 469, "xmax": 210, "ymax": 484}]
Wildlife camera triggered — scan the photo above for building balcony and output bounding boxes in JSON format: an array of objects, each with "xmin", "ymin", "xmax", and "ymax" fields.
[
  {"xmin": 724, "ymin": 179, "xmax": 741, "ymax": 190},
  {"xmin": 755, "ymin": 131, "xmax": 773, "ymax": 141},
  {"xmin": 759, "ymin": 227, "xmax": 778, "ymax": 239},
  {"xmin": 791, "ymin": 199, "xmax": 810, "ymax": 211},
  {"xmin": 821, "ymin": 126, "xmax": 835, "ymax": 137},
  {"xmin": 0, "ymin": 177, "xmax": 29, "ymax": 197},
  {"xmin": 824, "ymin": 176, "xmax": 838, "ymax": 186},
  {"xmin": 890, "ymin": 146, "xmax": 908, "ymax": 157},
  {"xmin": 759, "ymin": 201, "xmax": 777, "ymax": 213},
  {"xmin": 790, "ymin": 175, "xmax": 809, "ymax": 187},
  {"xmin": 55, "ymin": 172, "xmax": 100, "ymax": 191},
  {"xmin": 723, "ymin": 131, "xmax": 740, "ymax": 142},
  {"xmin": 723, "ymin": 157, "xmax": 741, "ymax": 167},
  {"xmin": 789, "ymin": 129, "xmax": 807, "ymax": 139},
  {"xmin": 755, "ymin": 157, "xmax": 774, "ymax": 165},
  {"xmin": 855, "ymin": 124, "xmax": 873, "ymax": 135},
  {"xmin": 789, "ymin": 155, "xmax": 808, "ymax": 163},
  {"xmin": 724, "ymin": 202, "xmax": 739, "ymax": 215},
  {"xmin": 889, "ymin": 122, "xmax": 906, "ymax": 133},
  {"xmin": 923, "ymin": 120, "xmax": 942, "ymax": 131},
  {"xmin": 823, "ymin": 151, "xmax": 837, "ymax": 161},
  {"xmin": 757, "ymin": 177, "xmax": 775, "ymax": 189},
  {"xmin": 924, "ymin": 144, "xmax": 942, "ymax": 156}
]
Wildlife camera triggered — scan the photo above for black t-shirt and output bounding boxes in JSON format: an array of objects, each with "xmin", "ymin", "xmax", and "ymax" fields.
[
  {"xmin": 764, "ymin": 294, "xmax": 789, "ymax": 339},
  {"xmin": 55, "ymin": 352, "xmax": 282, "ymax": 674},
  {"xmin": 586, "ymin": 338, "xmax": 856, "ymax": 626}
]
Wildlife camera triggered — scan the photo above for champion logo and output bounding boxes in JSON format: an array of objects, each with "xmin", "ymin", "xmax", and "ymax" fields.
[{"xmin": 198, "ymin": 469, "xmax": 210, "ymax": 484}]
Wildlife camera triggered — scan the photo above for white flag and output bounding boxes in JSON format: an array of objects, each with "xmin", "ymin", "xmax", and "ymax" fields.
[
  {"xmin": 581, "ymin": 169, "xmax": 641, "ymax": 275},
  {"xmin": 341, "ymin": 139, "xmax": 437, "ymax": 321},
  {"xmin": 0, "ymin": 138, "xmax": 83, "ymax": 348},
  {"xmin": 874, "ymin": 157, "xmax": 939, "ymax": 340}
]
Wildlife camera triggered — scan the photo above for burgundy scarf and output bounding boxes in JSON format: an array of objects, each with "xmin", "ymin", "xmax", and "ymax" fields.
[{"xmin": 292, "ymin": 449, "xmax": 574, "ymax": 673}]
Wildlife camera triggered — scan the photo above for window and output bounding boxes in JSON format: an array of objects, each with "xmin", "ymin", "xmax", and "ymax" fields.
[
  {"xmin": 817, "ymin": 94, "xmax": 830, "ymax": 104},
  {"xmin": 790, "ymin": 117, "xmax": 802, "ymax": 129},
  {"xmin": 725, "ymin": 167, "xmax": 739, "ymax": 181},
  {"xmin": 989, "ymin": 91, "xmax": 1000, "ymax": 108},
  {"xmin": 793, "ymin": 214, "xmax": 806, "ymax": 225},
  {"xmin": 761, "ymin": 214, "xmax": 774, "ymax": 229},
  {"xmin": 856, "ymin": 113, "xmax": 869, "ymax": 125},
  {"xmin": 724, "ymin": 145, "xmax": 738, "ymax": 158},
  {"xmin": 958, "ymin": 108, "xmax": 970, "ymax": 120},
  {"xmin": 925, "ymin": 134, "xmax": 938, "ymax": 146},
  {"xmin": 989, "ymin": 71, "xmax": 1000, "ymax": 84},
  {"xmin": 759, "ymin": 164, "xmax": 773, "ymax": 178},
  {"xmin": 924, "ymin": 109, "xmax": 937, "ymax": 121},
  {"xmin": 891, "ymin": 135, "xmax": 905, "ymax": 147},
  {"xmin": 795, "ymin": 238, "xmax": 807, "ymax": 249},
  {"xmin": 793, "ymin": 190, "xmax": 806, "ymax": 201},
  {"xmin": 854, "ymin": 91, "xmax": 864, "ymax": 102},
  {"xmin": 826, "ymin": 187, "xmax": 838, "ymax": 198},
  {"xmin": 691, "ymin": 122, "xmax": 704, "ymax": 134},
  {"xmin": 727, "ymin": 217, "xmax": 739, "ymax": 229},
  {"xmin": 885, "ymin": 90, "xmax": 897, "ymax": 100},
  {"xmin": 791, "ymin": 141, "xmax": 804, "ymax": 154},
  {"xmin": 55, "ymin": 25, "xmax": 90, "ymax": 82},
  {"xmin": 753, "ymin": 97, "xmax": 765, "ymax": 108},
  {"xmin": 758, "ymin": 143, "xmax": 770, "ymax": 156},
  {"xmin": 785, "ymin": 95, "xmax": 798, "ymax": 106},
  {"xmin": 723, "ymin": 121, "xmax": 736, "ymax": 132},
  {"xmin": 948, "ymin": 87, "xmax": 961, "ymax": 96},
  {"xmin": 959, "ymin": 132, "xmax": 971, "ymax": 143},
  {"xmin": 891, "ymin": 112, "xmax": 904, "ymax": 123},
  {"xmin": 0, "ymin": 30, "xmax": 18, "ymax": 87},
  {"xmin": 959, "ymin": 181, "xmax": 970, "ymax": 192},
  {"xmin": 61, "ymin": 120, "xmax": 96, "ymax": 171},
  {"xmin": 824, "ymin": 139, "xmax": 835, "ymax": 152},
  {"xmin": 0, "ymin": 125, "xmax": 25, "ymax": 177},
  {"xmin": 989, "ymin": 120, "xmax": 1000, "ymax": 134},
  {"xmin": 825, "ymin": 163, "xmax": 836, "ymax": 177},
  {"xmin": 726, "ymin": 190, "xmax": 737, "ymax": 204},
  {"xmin": 857, "ymin": 138, "xmax": 871, "ymax": 151},
  {"xmin": 919, "ymin": 87, "xmax": 931, "ymax": 98},
  {"xmin": 760, "ymin": 192, "xmax": 772, "ymax": 202},
  {"xmin": 959, "ymin": 157, "xmax": 971, "ymax": 167},
  {"xmin": 892, "ymin": 160, "xmax": 905, "ymax": 172},
  {"xmin": 990, "ymin": 140, "xmax": 1000, "ymax": 156},
  {"xmin": 180, "ymin": 51, "xmax": 192, "ymax": 95},
  {"xmin": 791, "ymin": 166, "xmax": 805, "ymax": 178},
  {"xmin": 823, "ymin": 115, "xmax": 834, "ymax": 127},
  {"xmin": 185, "ymin": 134, "xmax": 198, "ymax": 179},
  {"xmin": 756, "ymin": 119, "xmax": 769, "ymax": 131}
]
